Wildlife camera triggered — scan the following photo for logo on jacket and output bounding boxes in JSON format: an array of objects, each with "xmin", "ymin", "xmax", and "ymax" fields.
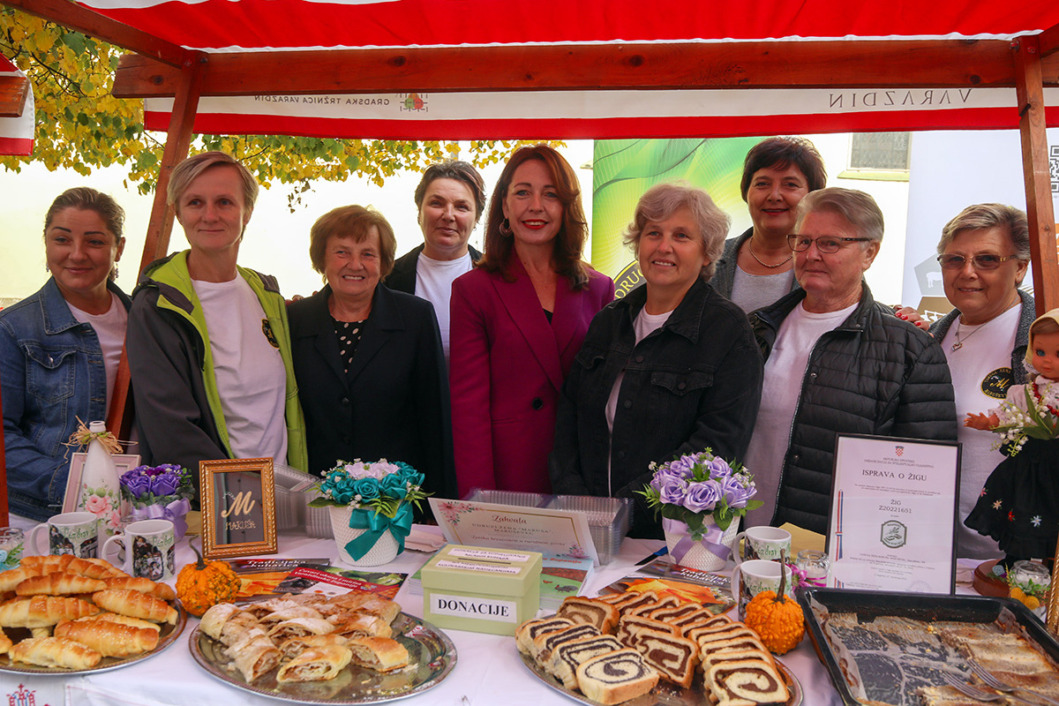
[
  {"xmin": 981, "ymin": 367, "xmax": 1012, "ymax": 399},
  {"xmin": 261, "ymin": 320, "xmax": 280, "ymax": 349}
]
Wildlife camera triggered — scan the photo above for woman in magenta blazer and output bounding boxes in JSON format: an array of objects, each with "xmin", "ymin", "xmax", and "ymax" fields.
[{"xmin": 450, "ymin": 145, "xmax": 614, "ymax": 497}]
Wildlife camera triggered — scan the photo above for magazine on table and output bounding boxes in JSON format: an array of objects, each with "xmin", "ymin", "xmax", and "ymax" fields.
[
  {"xmin": 225, "ymin": 557, "xmax": 331, "ymax": 601},
  {"xmin": 600, "ymin": 558, "xmax": 735, "ymax": 613},
  {"xmin": 273, "ymin": 566, "xmax": 409, "ymax": 601}
]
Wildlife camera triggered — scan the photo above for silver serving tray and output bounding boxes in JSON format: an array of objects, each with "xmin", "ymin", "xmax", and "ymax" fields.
[
  {"xmin": 189, "ymin": 612, "xmax": 456, "ymax": 704},
  {"xmin": 518, "ymin": 647, "xmax": 803, "ymax": 706},
  {"xmin": 0, "ymin": 602, "xmax": 187, "ymax": 675}
]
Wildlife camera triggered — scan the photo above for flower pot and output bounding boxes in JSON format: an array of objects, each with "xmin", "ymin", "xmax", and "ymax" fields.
[
  {"xmin": 328, "ymin": 506, "xmax": 401, "ymax": 567},
  {"xmin": 663, "ymin": 516, "xmax": 739, "ymax": 571}
]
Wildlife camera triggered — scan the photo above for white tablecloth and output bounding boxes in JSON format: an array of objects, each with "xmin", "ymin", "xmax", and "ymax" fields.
[{"xmin": 0, "ymin": 522, "xmax": 863, "ymax": 705}]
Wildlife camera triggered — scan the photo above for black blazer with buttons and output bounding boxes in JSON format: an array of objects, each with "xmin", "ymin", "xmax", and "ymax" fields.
[{"xmin": 287, "ymin": 284, "xmax": 457, "ymax": 506}]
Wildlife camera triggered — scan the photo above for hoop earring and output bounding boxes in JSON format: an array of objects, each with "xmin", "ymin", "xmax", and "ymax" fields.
[{"xmin": 499, "ymin": 218, "xmax": 513, "ymax": 237}]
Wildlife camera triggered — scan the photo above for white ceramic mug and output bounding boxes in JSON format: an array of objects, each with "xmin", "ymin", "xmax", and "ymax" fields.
[
  {"xmin": 733, "ymin": 526, "xmax": 792, "ymax": 565},
  {"xmin": 732, "ymin": 559, "xmax": 793, "ymax": 620},
  {"xmin": 28, "ymin": 511, "xmax": 99, "ymax": 558},
  {"xmin": 102, "ymin": 519, "xmax": 176, "ymax": 581}
]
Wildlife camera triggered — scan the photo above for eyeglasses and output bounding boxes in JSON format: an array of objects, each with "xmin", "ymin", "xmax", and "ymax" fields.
[
  {"xmin": 936, "ymin": 253, "xmax": 1020, "ymax": 271},
  {"xmin": 787, "ymin": 234, "xmax": 873, "ymax": 254}
]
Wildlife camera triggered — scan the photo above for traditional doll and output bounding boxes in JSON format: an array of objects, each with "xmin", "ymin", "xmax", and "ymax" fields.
[{"xmin": 964, "ymin": 308, "xmax": 1059, "ymax": 569}]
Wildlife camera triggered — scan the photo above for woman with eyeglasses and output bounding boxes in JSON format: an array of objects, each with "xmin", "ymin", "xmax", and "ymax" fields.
[
  {"xmin": 928, "ymin": 204, "xmax": 1035, "ymax": 560},
  {"xmin": 742, "ymin": 187, "xmax": 957, "ymax": 533}
]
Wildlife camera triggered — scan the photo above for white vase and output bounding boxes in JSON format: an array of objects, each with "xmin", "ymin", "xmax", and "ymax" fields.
[
  {"xmin": 663, "ymin": 516, "xmax": 739, "ymax": 572},
  {"xmin": 78, "ymin": 421, "xmax": 123, "ymax": 538},
  {"xmin": 328, "ymin": 506, "xmax": 401, "ymax": 567}
]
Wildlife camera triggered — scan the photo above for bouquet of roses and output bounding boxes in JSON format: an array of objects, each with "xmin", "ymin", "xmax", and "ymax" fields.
[
  {"xmin": 638, "ymin": 449, "xmax": 762, "ymax": 538},
  {"xmin": 309, "ymin": 459, "xmax": 429, "ymax": 518},
  {"xmin": 119, "ymin": 463, "xmax": 195, "ymax": 539}
]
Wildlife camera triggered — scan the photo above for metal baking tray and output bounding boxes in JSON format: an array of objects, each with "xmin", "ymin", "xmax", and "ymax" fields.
[{"xmin": 797, "ymin": 586, "xmax": 1059, "ymax": 705}]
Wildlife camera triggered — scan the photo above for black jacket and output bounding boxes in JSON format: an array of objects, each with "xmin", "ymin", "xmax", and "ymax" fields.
[
  {"xmin": 549, "ymin": 279, "xmax": 763, "ymax": 538},
  {"xmin": 384, "ymin": 244, "xmax": 482, "ymax": 295},
  {"xmin": 749, "ymin": 285, "xmax": 958, "ymax": 534},
  {"xmin": 287, "ymin": 285, "xmax": 457, "ymax": 510}
]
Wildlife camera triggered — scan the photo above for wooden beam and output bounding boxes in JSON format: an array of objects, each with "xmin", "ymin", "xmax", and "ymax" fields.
[
  {"xmin": 1036, "ymin": 23, "xmax": 1059, "ymax": 59},
  {"xmin": 1014, "ymin": 35, "xmax": 1059, "ymax": 315},
  {"xmin": 0, "ymin": 74, "xmax": 29, "ymax": 118},
  {"xmin": 107, "ymin": 54, "xmax": 204, "ymax": 442},
  {"xmin": 2, "ymin": 0, "xmax": 190, "ymax": 67},
  {"xmin": 114, "ymin": 39, "xmax": 1020, "ymax": 98}
]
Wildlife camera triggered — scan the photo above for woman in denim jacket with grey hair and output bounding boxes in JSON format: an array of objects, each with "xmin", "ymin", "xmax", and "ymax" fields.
[
  {"xmin": 0, "ymin": 188, "xmax": 130, "ymax": 520},
  {"xmin": 549, "ymin": 183, "xmax": 763, "ymax": 538}
]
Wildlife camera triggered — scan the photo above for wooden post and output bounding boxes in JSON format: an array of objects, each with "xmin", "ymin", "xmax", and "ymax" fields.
[
  {"xmin": 1014, "ymin": 35, "xmax": 1059, "ymax": 315},
  {"xmin": 106, "ymin": 53, "xmax": 205, "ymax": 441}
]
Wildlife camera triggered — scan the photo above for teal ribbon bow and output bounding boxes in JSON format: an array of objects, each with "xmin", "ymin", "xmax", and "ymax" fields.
[{"xmin": 345, "ymin": 504, "xmax": 412, "ymax": 560}]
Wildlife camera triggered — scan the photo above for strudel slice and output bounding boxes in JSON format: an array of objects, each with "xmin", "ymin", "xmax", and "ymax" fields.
[
  {"xmin": 276, "ymin": 644, "xmax": 353, "ymax": 683},
  {"xmin": 706, "ymin": 658, "xmax": 789, "ymax": 705},
  {"xmin": 516, "ymin": 617, "xmax": 574, "ymax": 655},
  {"xmin": 556, "ymin": 597, "xmax": 619, "ymax": 634},
  {"xmin": 546, "ymin": 634, "xmax": 623, "ymax": 690},
  {"xmin": 346, "ymin": 636, "xmax": 409, "ymax": 672},
  {"xmin": 633, "ymin": 631, "xmax": 698, "ymax": 688},
  {"xmin": 575, "ymin": 648, "xmax": 659, "ymax": 706}
]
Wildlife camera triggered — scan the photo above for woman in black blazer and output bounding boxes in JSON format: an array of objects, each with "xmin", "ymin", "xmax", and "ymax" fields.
[{"xmin": 288, "ymin": 205, "xmax": 457, "ymax": 508}]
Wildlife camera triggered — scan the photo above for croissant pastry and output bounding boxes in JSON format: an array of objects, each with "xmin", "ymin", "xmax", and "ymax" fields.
[
  {"xmin": 66, "ymin": 557, "xmax": 129, "ymax": 580},
  {"xmin": 0, "ymin": 568, "xmax": 42, "ymax": 593},
  {"xmin": 19, "ymin": 555, "xmax": 74, "ymax": 576},
  {"xmin": 102, "ymin": 577, "xmax": 177, "ymax": 601},
  {"xmin": 54, "ymin": 617, "xmax": 160, "ymax": 657},
  {"xmin": 277, "ymin": 644, "xmax": 353, "ymax": 683},
  {"xmin": 0, "ymin": 628, "xmax": 11, "ymax": 654},
  {"xmin": 0, "ymin": 596, "xmax": 99, "ymax": 628},
  {"xmin": 16, "ymin": 572, "xmax": 107, "ymax": 596},
  {"xmin": 91, "ymin": 589, "xmax": 177, "ymax": 625},
  {"xmin": 77, "ymin": 612, "xmax": 162, "ymax": 633},
  {"xmin": 9, "ymin": 636, "xmax": 102, "ymax": 670}
]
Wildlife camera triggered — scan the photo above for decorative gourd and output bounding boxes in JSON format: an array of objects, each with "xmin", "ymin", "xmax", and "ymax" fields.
[
  {"xmin": 176, "ymin": 538, "xmax": 240, "ymax": 617},
  {"xmin": 744, "ymin": 553, "xmax": 805, "ymax": 655}
]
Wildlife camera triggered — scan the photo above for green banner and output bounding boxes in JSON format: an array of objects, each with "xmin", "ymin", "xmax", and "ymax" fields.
[{"xmin": 590, "ymin": 137, "xmax": 760, "ymax": 297}]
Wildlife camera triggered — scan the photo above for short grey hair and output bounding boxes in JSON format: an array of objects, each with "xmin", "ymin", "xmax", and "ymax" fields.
[
  {"xmin": 936, "ymin": 203, "xmax": 1030, "ymax": 261},
  {"xmin": 623, "ymin": 183, "xmax": 730, "ymax": 281},
  {"xmin": 795, "ymin": 187, "xmax": 884, "ymax": 243}
]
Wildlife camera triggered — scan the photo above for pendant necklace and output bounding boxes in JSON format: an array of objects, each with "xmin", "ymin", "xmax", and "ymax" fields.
[
  {"xmin": 747, "ymin": 238, "xmax": 792, "ymax": 269},
  {"xmin": 951, "ymin": 320, "xmax": 984, "ymax": 351}
]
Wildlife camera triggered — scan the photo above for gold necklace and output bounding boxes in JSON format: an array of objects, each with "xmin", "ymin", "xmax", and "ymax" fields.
[{"xmin": 747, "ymin": 238, "xmax": 793, "ymax": 269}]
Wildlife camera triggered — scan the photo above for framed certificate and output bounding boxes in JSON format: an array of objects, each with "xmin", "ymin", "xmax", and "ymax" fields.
[
  {"xmin": 200, "ymin": 457, "xmax": 278, "ymax": 560},
  {"xmin": 826, "ymin": 434, "xmax": 961, "ymax": 594}
]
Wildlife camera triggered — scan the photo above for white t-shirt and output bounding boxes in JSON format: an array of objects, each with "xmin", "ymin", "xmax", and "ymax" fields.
[
  {"xmin": 939, "ymin": 304, "xmax": 1020, "ymax": 560},
  {"xmin": 415, "ymin": 252, "xmax": 473, "ymax": 362},
  {"xmin": 192, "ymin": 276, "xmax": 288, "ymax": 463},
  {"xmin": 604, "ymin": 307, "xmax": 672, "ymax": 495},
  {"xmin": 730, "ymin": 267, "xmax": 796, "ymax": 313},
  {"xmin": 743, "ymin": 301, "xmax": 857, "ymax": 527},
  {"xmin": 68, "ymin": 291, "xmax": 127, "ymax": 417}
]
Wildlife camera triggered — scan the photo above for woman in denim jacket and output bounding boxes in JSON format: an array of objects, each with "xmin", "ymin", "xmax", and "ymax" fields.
[
  {"xmin": 0, "ymin": 188, "xmax": 129, "ymax": 521},
  {"xmin": 549, "ymin": 184, "xmax": 763, "ymax": 538}
]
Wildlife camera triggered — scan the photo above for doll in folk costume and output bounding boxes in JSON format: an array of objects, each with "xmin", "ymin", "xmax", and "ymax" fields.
[{"xmin": 965, "ymin": 308, "xmax": 1059, "ymax": 569}]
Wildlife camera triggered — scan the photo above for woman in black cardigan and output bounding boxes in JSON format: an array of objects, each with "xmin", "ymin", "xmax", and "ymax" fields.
[{"xmin": 288, "ymin": 205, "xmax": 457, "ymax": 509}]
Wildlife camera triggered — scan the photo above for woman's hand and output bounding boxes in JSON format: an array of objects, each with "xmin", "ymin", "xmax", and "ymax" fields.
[{"xmin": 892, "ymin": 304, "xmax": 932, "ymax": 332}]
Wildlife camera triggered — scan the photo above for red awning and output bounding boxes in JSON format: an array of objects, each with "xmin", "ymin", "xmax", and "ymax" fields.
[{"xmin": 0, "ymin": 55, "xmax": 32, "ymax": 155}]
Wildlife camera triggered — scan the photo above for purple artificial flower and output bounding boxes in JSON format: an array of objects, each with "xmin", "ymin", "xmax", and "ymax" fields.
[
  {"xmin": 682, "ymin": 480, "xmax": 722, "ymax": 513},
  {"xmin": 650, "ymin": 468, "xmax": 682, "ymax": 492},
  {"xmin": 707, "ymin": 456, "xmax": 732, "ymax": 479},
  {"xmin": 666, "ymin": 455, "xmax": 697, "ymax": 480},
  {"xmin": 120, "ymin": 470, "xmax": 152, "ymax": 499},
  {"xmin": 149, "ymin": 472, "xmax": 180, "ymax": 497},
  {"xmin": 658, "ymin": 477, "xmax": 688, "ymax": 506},
  {"xmin": 719, "ymin": 474, "xmax": 755, "ymax": 508}
]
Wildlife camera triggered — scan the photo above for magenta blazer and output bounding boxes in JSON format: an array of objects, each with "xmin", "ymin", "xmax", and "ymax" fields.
[{"xmin": 449, "ymin": 257, "xmax": 615, "ymax": 497}]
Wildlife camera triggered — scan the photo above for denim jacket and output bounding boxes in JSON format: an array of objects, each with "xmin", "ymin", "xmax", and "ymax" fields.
[
  {"xmin": 549, "ymin": 278, "xmax": 763, "ymax": 538},
  {"xmin": 0, "ymin": 278, "xmax": 131, "ymax": 520}
]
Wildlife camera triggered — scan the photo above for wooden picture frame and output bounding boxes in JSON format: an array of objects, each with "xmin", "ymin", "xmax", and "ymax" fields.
[
  {"xmin": 62, "ymin": 453, "xmax": 142, "ymax": 513},
  {"xmin": 200, "ymin": 457, "xmax": 277, "ymax": 560}
]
